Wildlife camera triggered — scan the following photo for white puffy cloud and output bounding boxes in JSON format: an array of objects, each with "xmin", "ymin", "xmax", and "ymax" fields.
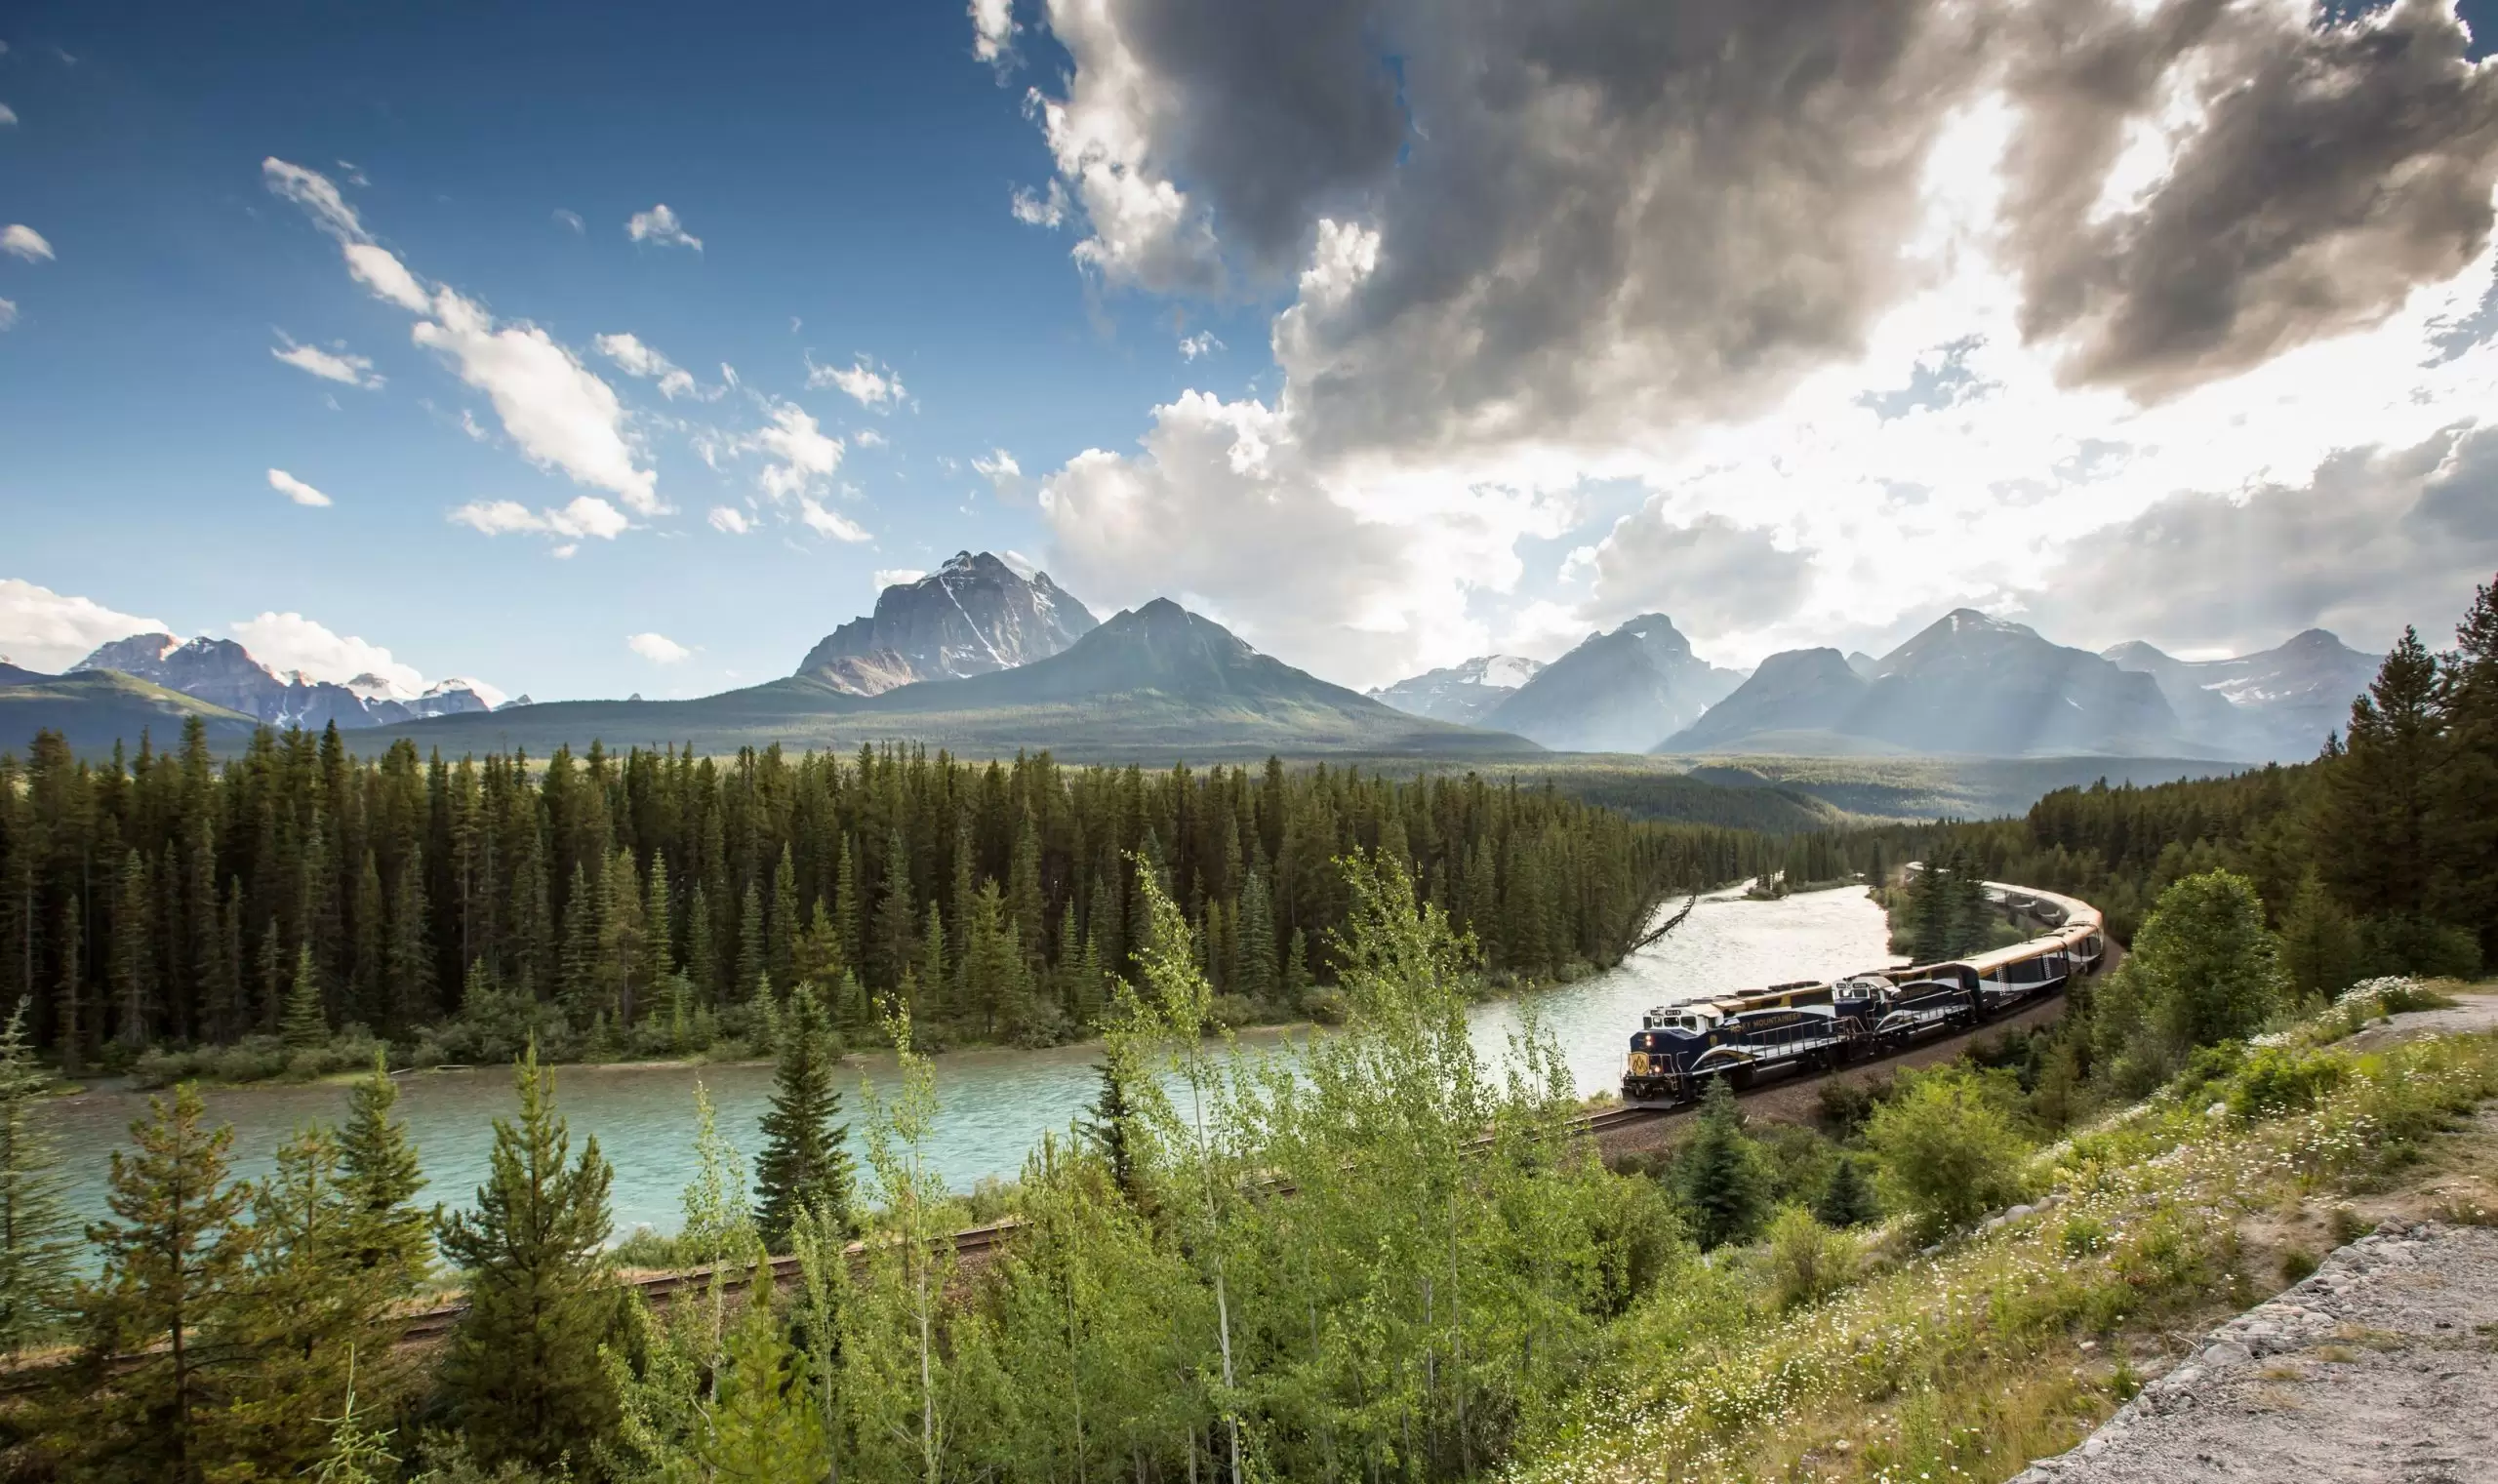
[
  {"xmin": 626, "ymin": 631, "xmax": 692, "ymax": 664},
  {"xmin": 593, "ymin": 332, "xmax": 717, "ymax": 401},
  {"xmin": 970, "ymin": 0, "xmax": 1019, "ymax": 66},
  {"xmin": 266, "ymin": 468, "xmax": 335, "ymax": 507},
  {"xmin": 747, "ymin": 400, "xmax": 845, "ymax": 500},
  {"xmin": 265, "ymin": 160, "xmax": 661, "ymax": 517},
  {"xmin": 707, "ymin": 505, "xmax": 754, "ymax": 535},
  {"xmin": 230, "ymin": 611, "xmax": 424, "ymax": 692},
  {"xmin": 1, "ymin": 224, "xmax": 54, "ymax": 262},
  {"xmin": 448, "ymin": 495, "xmax": 630, "ymax": 545},
  {"xmin": 1010, "ymin": 180, "xmax": 1068, "ymax": 228},
  {"xmin": 806, "ymin": 354, "xmax": 907, "ymax": 410},
  {"xmin": 0, "ymin": 580, "xmax": 168, "ymax": 672},
  {"xmin": 625, "ymin": 204, "xmax": 703, "ymax": 252},
  {"xmin": 271, "ymin": 334, "xmax": 382, "ymax": 389},
  {"xmin": 799, "ymin": 497, "xmax": 870, "ymax": 542},
  {"xmin": 1178, "ymin": 331, "xmax": 1222, "ymax": 360},
  {"xmin": 971, "ymin": 449, "xmax": 1026, "ymax": 500}
]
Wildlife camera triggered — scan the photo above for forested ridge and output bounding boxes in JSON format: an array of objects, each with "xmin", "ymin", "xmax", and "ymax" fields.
[
  {"xmin": 0, "ymin": 732, "xmax": 1766, "ymax": 1068},
  {"xmin": 1901, "ymin": 576, "xmax": 2498, "ymax": 986}
]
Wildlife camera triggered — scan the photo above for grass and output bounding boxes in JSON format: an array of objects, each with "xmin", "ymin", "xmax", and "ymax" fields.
[{"xmin": 1509, "ymin": 989, "xmax": 2498, "ymax": 1484}]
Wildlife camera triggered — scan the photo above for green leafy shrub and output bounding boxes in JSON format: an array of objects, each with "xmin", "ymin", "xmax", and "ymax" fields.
[
  {"xmin": 2224, "ymin": 1047, "xmax": 2345, "ymax": 1120},
  {"xmin": 1761, "ymin": 1204, "xmax": 1863, "ymax": 1311},
  {"xmin": 1865, "ymin": 1067, "xmax": 2030, "ymax": 1241}
]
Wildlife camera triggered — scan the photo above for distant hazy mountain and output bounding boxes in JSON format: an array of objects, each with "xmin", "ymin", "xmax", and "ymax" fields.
[
  {"xmin": 2103, "ymin": 628, "xmax": 2379, "ymax": 761},
  {"xmin": 76, "ymin": 633, "xmax": 498, "ymax": 730},
  {"xmin": 1369, "ymin": 654, "xmax": 1546, "ymax": 724},
  {"xmin": 1664, "ymin": 610, "xmax": 2190, "ymax": 757},
  {"xmin": 364, "ymin": 598, "xmax": 1533, "ymax": 762},
  {"xmin": 1844, "ymin": 651, "xmax": 1880, "ymax": 680},
  {"xmin": 796, "ymin": 551, "xmax": 1098, "ymax": 695},
  {"xmin": 1482, "ymin": 615, "xmax": 1743, "ymax": 752},
  {"xmin": 0, "ymin": 659, "xmax": 51, "ymax": 688},
  {"xmin": 0, "ymin": 670, "xmax": 261, "ymax": 752}
]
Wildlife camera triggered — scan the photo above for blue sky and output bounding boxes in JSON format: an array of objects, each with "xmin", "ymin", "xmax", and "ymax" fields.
[
  {"xmin": 5, "ymin": 1, "xmax": 2498, "ymax": 701},
  {"xmin": 0, "ymin": 1, "xmax": 1276, "ymax": 699}
]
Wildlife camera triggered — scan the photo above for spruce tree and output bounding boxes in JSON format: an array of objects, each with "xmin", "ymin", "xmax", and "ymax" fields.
[
  {"xmin": 1674, "ymin": 1078, "xmax": 1767, "ymax": 1250},
  {"xmin": 280, "ymin": 943, "xmax": 328, "ymax": 1049},
  {"xmin": 336, "ymin": 1053, "xmax": 432, "ymax": 1289},
  {"xmin": 736, "ymin": 879, "xmax": 766, "ymax": 1004},
  {"xmin": 753, "ymin": 982, "xmax": 855, "ymax": 1250},
  {"xmin": 76, "ymin": 1083, "xmax": 256, "ymax": 1482},
  {"xmin": 2278, "ymin": 868, "xmax": 2362, "ymax": 1001},
  {"xmin": 1909, "ymin": 859, "xmax": 1954, "ymax": 963},
  {"xmin": 1813, "ymin": 1154, "xmax": 1879, "ymax": 1228},
  {"xmin": 1077, "ymin": 1054, "xmax": 1144, "ymax": 1206},
  {"xmin": 434, "ymin": 1043, "xmax": 620, "ymax": 1472},
  {"xmin": 0, "ymin": 1000, "xmax": 74, "ymax": 1352}
]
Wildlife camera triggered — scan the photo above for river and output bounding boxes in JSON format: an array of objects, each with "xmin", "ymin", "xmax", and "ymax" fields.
[{"xmin": 47, "ymin": 884, "xmax": 1898, "ymax": 1240}]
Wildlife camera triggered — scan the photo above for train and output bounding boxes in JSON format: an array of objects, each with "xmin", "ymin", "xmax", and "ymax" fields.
[{"xmin": 1618, "ymin": 875, "xmax": 2106, "ymax": 1108}]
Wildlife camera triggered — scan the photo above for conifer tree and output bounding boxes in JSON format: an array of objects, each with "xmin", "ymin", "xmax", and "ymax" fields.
[
  {"xmin": 701, "ymin": 1274, "xmax": 827, "ymax": 1475},
  {"xmin": 76, "ymin": 1083, "xmax": 255, "ymax": 1482},
  {"xmin": 1077, "ymin": 1054, "xmax": 1144, "ymax": 1206},
  {"xmin": 280, "ymin": 943, "xmax": 328, "ymax": 1049},
  {"xmin": 1908, "ymin": 858, "xmax": 1954, "ymax": 963},
  {"xmin": 1235, "ymin": 870, "xmax": 1278, "ymax": 1002},
  {"xmin": 754, "ymin": 982, "xmax": 854, "ymax": 1250},
  {"xmin": 111, "ymin": 846, "xmax": 153, "ymax": 1050},
  {"xmin": 55, "ymin": 898, "xmax": 84, "ymax": 1076},
  {"xmin": 687, "ymin": 879, "xmax": 718, "ymax": 1007},
  {"xmin": 336, "ymin": 1053, "xmax": 431, "ymax": 1289},
  {"xmin": 875, "ymin": 830, "xmax": 915, "ymax": 993},
  {"xmin": 2278, "ymin": 868, "xmax": 2362, "ymax": 1001},
  {"xmin": 770, "ymin": 844, "xmax": 800, "ymax": 995},
  {"xmin": 434, "ymin": 1043, "xmax": 620, "ymax": 1472},
  {"xmin": 1813, "ymin": 1154, "xmax": 1878, "ymax": 1228},
  {"xmin": 919, "ymin": 900, "xmax": 947, "ymax": 1017},
  {"xmin": 1674, "ymin": 1078, "xmax": 1767, "ymax": 1250},
  {"xmin": 737, "ymin": 879, "xmax": 767, "ymax": 1005},
  {"xmin": 0, "ymin": 1000, "xmax": 74, "ymax": 1352}
]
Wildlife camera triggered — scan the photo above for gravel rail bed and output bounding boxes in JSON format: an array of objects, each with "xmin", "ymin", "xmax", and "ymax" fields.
[{"xmin": 2016, "ymin": 1221, "xmax": 2498, "ymax": 1483}]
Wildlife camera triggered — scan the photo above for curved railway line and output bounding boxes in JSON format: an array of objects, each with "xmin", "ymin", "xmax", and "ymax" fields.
[{"xmin": 385, "ymin": 875, "xmax": 2108, "ymax": 1342}]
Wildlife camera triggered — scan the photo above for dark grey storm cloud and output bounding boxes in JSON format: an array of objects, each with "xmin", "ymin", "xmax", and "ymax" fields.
[
  {"xmin": 2028, "ymin": 422, "xmax": 2498, "ymax": 653},
  {"xmin": 1037, "ymin": 0, "xmax": 2498, "ymax": 451},
  {"xmin": 2001, "ymin": 0, "xmax": 2498, "ymax": 399}
]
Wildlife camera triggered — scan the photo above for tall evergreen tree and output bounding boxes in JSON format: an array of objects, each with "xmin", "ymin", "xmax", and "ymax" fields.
[
  {"xmin": 434, "ymin": 1043, "xmax": 621, "ymax": 1473},
  {"xmin": 1813, "ymin": 1154, "xmax": 1879, "ymax": 1228},
  {"xmin": 76, "ymin": 1083, "xmax": 256, "ymax": 1483},
  {"xmin": 335, "ymin": 1053, "xmax": 432, "ymax": 1289},
  {"xmin": 0, "ymin": 1000, "xmax": 74, "ymax": 1352},
  {"xmin": 1674, "ymin": 1079, "xmax": 1767, "ymax": 1250},
  {"xmin": 110, "ymin": 847, "xmax": 153, "ymax": 1049},
  {"xmin": 280, "ymin": 943, "xmax": 328, "ymax": 1050},
  {"xmin": 753, "ymin": 982, "xmax": 855, "ymax": 1250}
]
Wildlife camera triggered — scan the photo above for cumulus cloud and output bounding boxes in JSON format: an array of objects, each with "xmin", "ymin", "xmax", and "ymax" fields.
[
  {"xmin": 266, "ymin": 468, "xmax": 336, "ymax": 507},
  {"xmin": 626, "ymin": 631, "xmax": 692, "ymax": 664},
  {"xmin": 970, "ymin": 0, "xmax": 1019, "ymax": 66},
  {"xmin": 625, "ymin": 204, "xmax": 703, "ymax": 251},
  {"xmin": 747, "ymin": 400, "xmax": 845, "ymax": 500},
  {"xmin": 2028, "ymin": 422, "xmax": 2498, "ymax": 655},
  {"xmin": 593, "ymin": 331, "xmax": 716, "ymax": 400},
  {"xmin": 806, "ymin": 354, "xmax": 907, "ymax": 410},
  {"xmin": 984, "ymin": 0, "xmax": 2498, "ymax": 678},
  {"xmin": 265, "ymin": 160, "xmax": 660, "ymax": 515},
  {"xmin": 271, "ymin": 333, "xmax": 383, "ymax": 389},
  {"xmin": 0, "ymin": 580, "xmax": 168, "ymax": 672},
  {"xmin": 448, "ymin": 495, "xmax": 631, "ymax": 545},
  {"xmin": 230, "ymin": 611, "xmax": 424, "ymax": 692},
  {"xmin": 1179, "ymin": 331, "xmax": 1222, "ymax": 360},
  {"xmin": 1, "ymin": 224, "xmax": 54, "ymax": 262},
  {"xmin": 707, "ymin": 505, "xmax": 754, "ymax": 535}
]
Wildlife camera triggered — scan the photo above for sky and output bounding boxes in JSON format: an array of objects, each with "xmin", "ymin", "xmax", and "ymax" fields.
[{"xmin": 3, "ymin": 0, "xmax": 2498, "ymax": 702}]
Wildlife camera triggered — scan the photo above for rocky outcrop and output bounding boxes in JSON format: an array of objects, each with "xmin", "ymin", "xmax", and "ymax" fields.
[{"xmin": 796, "ymin": 551, "xmax": 1099, "ymax": 694}]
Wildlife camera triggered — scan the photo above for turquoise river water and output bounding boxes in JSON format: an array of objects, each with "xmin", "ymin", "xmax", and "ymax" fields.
[{"xmin": 48, "ymin": 884, "xmax": 1899, "ymax": 1240}]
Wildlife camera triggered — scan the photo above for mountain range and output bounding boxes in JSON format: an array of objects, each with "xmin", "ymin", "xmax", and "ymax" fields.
[
  {"xmin": 1365, "ymin": 654, "xmax": 1545, "ymax": 725},
  {"xmin": 74, "ymin": 633, "xmax": 501, "ymax": 730},
  {"xmin": 8, "ymin": 552, "xmax": 2387, "ymax": 768},
  {"xmin": 795, "ymin": 551, "xmax": 1098, "ymax": 695},
  {"xmin": 1473, "ymin": 615, "xmax": 1745, "ymax": 752}
]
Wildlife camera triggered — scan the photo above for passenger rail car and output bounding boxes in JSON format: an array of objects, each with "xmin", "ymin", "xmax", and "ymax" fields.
[{"xmin": 1619, "ymin": 877, "xmax": 2105, "ymax": 1108}]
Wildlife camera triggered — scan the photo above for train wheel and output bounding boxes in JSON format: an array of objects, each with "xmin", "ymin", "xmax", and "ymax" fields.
[{"xmin": 1729, "ymin": 1065, "xmax": 1756, "ymax": 1091}]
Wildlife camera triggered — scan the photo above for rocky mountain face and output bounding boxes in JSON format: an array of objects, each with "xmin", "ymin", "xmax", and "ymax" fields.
[
  {"xmin": 73, "ymin": 634, "xmax": 497, "ymax": 730},
  {"xmin": 2103, "ymin": 628, "xmax": 2380, "ymax": 762},
  {"xmin": 1368, "ymin": 654, "xmax": 1546, "ymax": 724},
  {"xmin": 796, "ymin": 551, "xmax": 1099, "ymax": 695},
  {"xmin": 1481, "ymin": 615, "xmax": 1744, "ymax": 752},
  {"xmin": 1666, "ymin": 610, "xmax": 2191, "ymax": 757}
]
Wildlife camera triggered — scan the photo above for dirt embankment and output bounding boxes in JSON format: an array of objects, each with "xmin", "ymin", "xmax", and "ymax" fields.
[{"xmin": 2015, "ymin": 1221, "xmax": 2498, "ymax": 1483}]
